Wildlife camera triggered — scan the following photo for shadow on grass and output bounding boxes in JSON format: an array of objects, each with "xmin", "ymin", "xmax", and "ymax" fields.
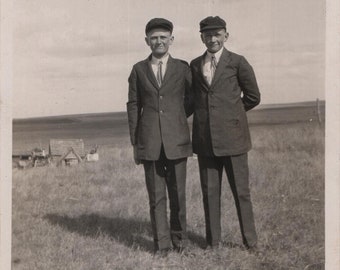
[
  {"xmin": 44, "ymin": 213, "xmax": 154, "ymax": 252},
  {"xmin": 43, "ymin": 213, "xmax": 206, "ymax": 252}
]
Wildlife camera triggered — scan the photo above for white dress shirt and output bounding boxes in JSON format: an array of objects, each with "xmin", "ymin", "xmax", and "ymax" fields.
[
  {"xmin": 150, "ymin": 54, "xmax": 169, "ymax": 81},
  {"xmin": 202, "ymin": 48, "xmax": 223, "ymax": 85}
]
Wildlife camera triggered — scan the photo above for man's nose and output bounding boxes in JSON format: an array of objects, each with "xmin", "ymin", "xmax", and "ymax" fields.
[{"xmin": 156, "ymin": 37, "xmax": 162, "ymax": 43}]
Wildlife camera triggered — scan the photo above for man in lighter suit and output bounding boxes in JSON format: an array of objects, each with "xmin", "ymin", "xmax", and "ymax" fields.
[
  {"xmin": 190, "ymin": 16, "xmax": 261, "ymax": 251},
  {"xmin": 127, "ymin": 18, "xmax": 192, "ymax": 256}
]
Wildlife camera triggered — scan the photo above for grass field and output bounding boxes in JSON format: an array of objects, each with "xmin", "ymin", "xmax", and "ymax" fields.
[{"xmin": 11, "ymin": 121, "xmax": 325, "ymax": 270}]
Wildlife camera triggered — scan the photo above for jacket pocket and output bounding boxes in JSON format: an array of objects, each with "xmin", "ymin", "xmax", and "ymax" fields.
[{"xmin": 225, "ymin": 119, "xmax": 240, "ymax": 127}]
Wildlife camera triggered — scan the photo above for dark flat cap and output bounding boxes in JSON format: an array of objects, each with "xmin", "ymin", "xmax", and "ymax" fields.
[
  {"xmin": 145, "ymin": 18, "xmax": 173, "ymax": 34},
  {"xmin": 199, "ymin": 16, "xmax": 226, "ymax": 32}
]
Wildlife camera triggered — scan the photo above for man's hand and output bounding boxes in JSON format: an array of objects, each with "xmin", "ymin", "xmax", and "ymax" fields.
[{"xmin": 133, "ymin": 145, "xmax": 141, "ymax": 165}]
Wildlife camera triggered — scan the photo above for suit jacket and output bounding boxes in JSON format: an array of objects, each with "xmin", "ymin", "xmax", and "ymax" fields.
[
  {"xmin": 127, "ymin": 54, "xmax": 192, "ymax": 160},
  {"xmin": 190, "ymin": 48, "xmax": 260, "ymax": 157}
]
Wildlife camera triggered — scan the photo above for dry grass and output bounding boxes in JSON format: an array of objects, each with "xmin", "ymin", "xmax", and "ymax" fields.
[{"xmin": 12, "ymin": 122, "xmax": 325, "ymax": 270}]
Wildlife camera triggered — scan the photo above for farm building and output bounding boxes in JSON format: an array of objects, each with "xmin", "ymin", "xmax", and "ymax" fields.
[{"xmin": 49, "ymin": 139, "xmax": 84, "ymax": 166}]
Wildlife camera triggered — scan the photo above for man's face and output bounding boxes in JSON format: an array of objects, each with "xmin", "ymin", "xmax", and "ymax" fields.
[
  {"xmin": 201, "ymin": 28, "xmax": 229, "ymax": 53},
  {"xmin": 145, "ymin": 28, "xmax": 174, "ymax": 58}
]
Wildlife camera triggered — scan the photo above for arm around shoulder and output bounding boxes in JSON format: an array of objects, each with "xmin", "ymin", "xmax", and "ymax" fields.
[{"xmin": 238, "ymin": 56, "xmax": 261, "ymax": 111}]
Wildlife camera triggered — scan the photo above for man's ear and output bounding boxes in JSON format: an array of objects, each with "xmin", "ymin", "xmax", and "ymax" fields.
[
  {"xmin": 169, "ymin": 35, "xmax": 174, "ymax": 45},
  {"xmin": 200, "ymin": 34, "xmax": 205, "ymax": 44},
  {"xmin": 145, "ymin": 36, "xmax": 150, "ymax": 46},
  {"xmin": 224, "ymin": 32, "xmax": 229, "ymax": 42}
]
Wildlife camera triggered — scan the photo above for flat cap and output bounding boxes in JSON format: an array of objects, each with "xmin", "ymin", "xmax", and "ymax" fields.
[
  {"xmin": 199, "ymin": 16, "xmax": 226, "ymax": 32},
  {"xmin": 145, "ymin": 18, "xmax": 173, "ymax": 34}
]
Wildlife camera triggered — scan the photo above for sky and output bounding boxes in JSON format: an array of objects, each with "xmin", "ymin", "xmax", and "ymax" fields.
[{"xmin": 12, "ymin": 0, "xmax": 325, "ymax": 118}]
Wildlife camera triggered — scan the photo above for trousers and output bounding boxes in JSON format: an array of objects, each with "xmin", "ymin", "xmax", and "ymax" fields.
[
  {"xmin": 143, "ymin": 148, "xmax": 188, "ymax": 251},
  {"xmin": 198, "ymin": 153, "xmax": 257, "ymax": 248}
]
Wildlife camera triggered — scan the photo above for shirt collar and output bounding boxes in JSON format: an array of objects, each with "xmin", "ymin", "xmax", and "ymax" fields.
[
  {"xmin": 151, "ymin": 53, "xmax": 170, "ymax": 65},
  {"xmin": 206, "ymin": 47, "xmax": 224, "ymax": 63}
]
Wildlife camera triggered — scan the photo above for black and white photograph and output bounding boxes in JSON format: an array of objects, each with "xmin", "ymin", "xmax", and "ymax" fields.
[{"xmin": 1, "ymin": 0, "xmax": 339, "ymax": 269}]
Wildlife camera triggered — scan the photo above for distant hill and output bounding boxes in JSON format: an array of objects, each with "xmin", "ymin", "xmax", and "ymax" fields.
[
  {"xmin": 12, "ymin": 100, "xmax": 325, "ymax": 154},
  {"xmin": 13, "ymin": 100, "xmax": 325, "ymax": 122},
  {"xmin": 247, "ymin": 100, "xmax": 325, "ymax": 125},
  {"xmin": 255, "ymin": 100, "xmax": 325, "ymax": 110}
]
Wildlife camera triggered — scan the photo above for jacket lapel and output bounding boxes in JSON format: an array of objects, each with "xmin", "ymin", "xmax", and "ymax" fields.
[
  {"xmin": 161, "ymin": 55, "xmax": 175, "ymax": 87},
  {"xmin": 210, "ymin": 48, "xmax": 231, "ymax": 88},
  {"xmin": 194, "ymin": 53, "xmax": 210, "ymax": 92},
  {"xmin": 144, "ymin": 55, "xmax": 160, "ymax": 90}
]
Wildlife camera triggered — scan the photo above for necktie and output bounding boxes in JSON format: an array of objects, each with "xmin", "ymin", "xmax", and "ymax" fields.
[
  {"xmin": 211, "ymin": 55, "xmax": 217, "ymax": 82},
  {"xmin": 157, "ymin": 61, "xmax": 163, "ymax": 87}
]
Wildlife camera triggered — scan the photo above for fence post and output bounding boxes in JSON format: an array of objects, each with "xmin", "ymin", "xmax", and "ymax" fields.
[{"xmin": 316, "ymin": 98, "xmax": 322, "ymax": 125}]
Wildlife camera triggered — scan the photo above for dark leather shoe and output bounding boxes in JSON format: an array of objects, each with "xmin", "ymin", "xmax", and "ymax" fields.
[
  {"xmin": 205, "ymin": 242, "xmax": 222, "ymax": 251},
  {"xmin": 174, "ymin": 242, "xmax": 186, "ymax": 252},
  {"xmin": 153, "ymin": 247, "xmax": 172, "ymax": 258},
  {"xmin": 176, "ymin": 246, "xmax": 193, "ymax": 257},
  {"xmin": 245, "ymin": 245, "xmax": 263, "ymax": 256}
]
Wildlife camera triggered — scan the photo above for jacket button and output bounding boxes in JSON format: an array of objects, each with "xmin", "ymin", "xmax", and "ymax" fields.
[
  {"xmin": 159, "ymin": 95, "xmax": 163, "ymax": 99},
  {"xmin": 160, "ymin": 110, "xmax": 164, "ymax": 113}
]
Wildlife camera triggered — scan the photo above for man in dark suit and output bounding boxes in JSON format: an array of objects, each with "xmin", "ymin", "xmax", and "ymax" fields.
[
  {"xmin": 127, "ymin": 18, "xmax": 192, "ymax": 256},
  {"xmin": 190, "ymin": 16, "xmax": 261, "ymax": 251}
]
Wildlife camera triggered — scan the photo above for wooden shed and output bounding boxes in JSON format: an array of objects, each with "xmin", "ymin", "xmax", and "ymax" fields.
[{"xmin": 49, "ymin": 139, "xmax": 85, "ymax": 166}]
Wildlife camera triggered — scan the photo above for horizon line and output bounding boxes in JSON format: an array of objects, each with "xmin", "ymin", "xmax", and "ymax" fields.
[{"xmin": 13, "ymin": 99, "xmax": 325, "ymax": 121}]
